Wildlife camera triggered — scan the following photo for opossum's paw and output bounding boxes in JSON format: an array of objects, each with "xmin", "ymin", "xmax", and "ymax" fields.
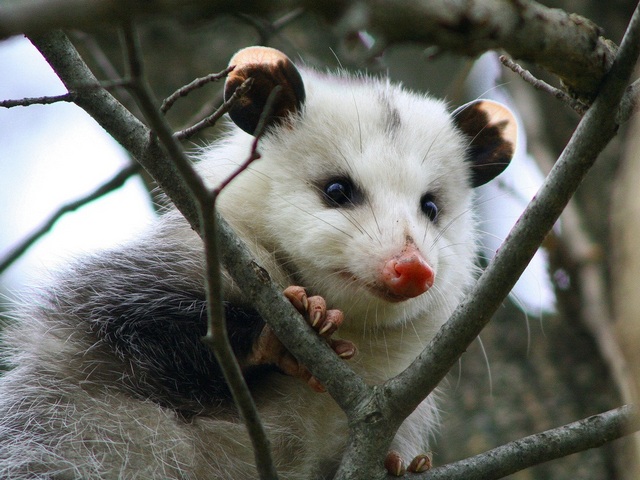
[
  {"xmin": 248, "ymin": 286, "xmax": 356, "ymax": 392},
  {"xmin": 284, "ymin": 286, "xmax": 356, "ymax": 356},
  {"xmin": 408, "ymin": 454, "xmax": 432, "ymax": 473},
  {"xmin": 285, "ymin": 286, "xmax": 338, "ymax": 336},
  {"xmin": 282, "ymin": 285, "xmax": 357, "ymax": 390},
  {"xmin": 384, "ymin": 451, "xmax": 432, "ymax": 476}
]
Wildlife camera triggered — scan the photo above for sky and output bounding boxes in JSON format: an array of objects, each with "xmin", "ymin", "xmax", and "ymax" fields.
[{"xmin": 0, "ymin": 36, "xmax": 155, "ymax": 293}]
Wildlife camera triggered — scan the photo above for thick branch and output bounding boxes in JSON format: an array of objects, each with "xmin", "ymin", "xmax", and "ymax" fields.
[
  {"xmin": 344, "ymin": 0, "xmax": 617, "ymax": 99},
  {"xmin": 27, "ymin": 29, "xmax": 368, "ymax": 422},
  {"xmin": 0, "ymin": 0, "xmax": 619, "ymax": 99}
]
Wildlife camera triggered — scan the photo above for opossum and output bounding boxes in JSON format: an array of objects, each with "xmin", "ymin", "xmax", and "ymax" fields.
[{"xmin": 0, "ymin": 46, "xmax": 516, "ymax": 479}]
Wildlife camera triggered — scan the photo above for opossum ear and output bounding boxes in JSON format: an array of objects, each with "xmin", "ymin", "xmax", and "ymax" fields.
[
  {"xmin": 225, "ymin": 46, "xmax": 306, "ymax": 136},
  {"xmin": 453, "ymin": 99, "xmax": 517, "ymax": 188}
]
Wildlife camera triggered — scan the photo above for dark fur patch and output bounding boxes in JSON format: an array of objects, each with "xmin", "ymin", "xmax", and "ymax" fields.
[
  {"xmin": 226, "ymin": 47, "xmax": 306, "ymax": 135},
  {"xmin": 453, "ymin": 100, "xmax": 515, "ymax": 187},
  {"xmin": 52, "ymin": 247, "xmax": 274, "ymax": 416},
  {"xmin": 379, "ymin": 94, "xmax": 401, "ymax": 136}
]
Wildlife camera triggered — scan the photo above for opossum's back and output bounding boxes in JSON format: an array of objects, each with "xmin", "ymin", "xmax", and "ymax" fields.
[{"xmin": 0, "ymin": 361, "xmax": 278, "ymax": 479}]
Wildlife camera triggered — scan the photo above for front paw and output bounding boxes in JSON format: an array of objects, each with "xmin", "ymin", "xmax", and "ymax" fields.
[
  {"xmin": 385, "ymin": 451, "xmax": 432, "ymax": 476},
  {"xmin": 283, "ymin": 286, "xmax": 357, "ymax": 391},
  {"xmin": 284, "ymin": 286, "xmax": 356, "ymax": 357},
  {"xmin": 248, "ymin": 286, "xmax": 356, "ymax": 392}
]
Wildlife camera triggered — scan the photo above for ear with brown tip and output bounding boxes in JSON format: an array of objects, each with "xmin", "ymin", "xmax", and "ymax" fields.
[
  {"xmin": 453, "ymin": 99, "xmax": 517, "ymax": 188},
  {"xmin": 224, "ymin": 46, "xmax": 305, "ymax": 136}
]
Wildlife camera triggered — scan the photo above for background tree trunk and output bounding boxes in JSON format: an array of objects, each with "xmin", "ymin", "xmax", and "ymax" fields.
[{"xmin": 612, "ymin": 100, "xmax": 640, "ymax": 480}]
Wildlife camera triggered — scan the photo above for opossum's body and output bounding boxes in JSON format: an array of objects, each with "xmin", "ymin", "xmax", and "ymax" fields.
[{"xmin": 0, "ymin": 47, "xmax": 516, "ymax": 479}]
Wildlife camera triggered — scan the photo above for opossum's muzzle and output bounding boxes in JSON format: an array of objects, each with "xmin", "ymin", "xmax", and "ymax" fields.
[{"xmin": 380, "ymin": 244, "xmax": 434, "ymax": 302}]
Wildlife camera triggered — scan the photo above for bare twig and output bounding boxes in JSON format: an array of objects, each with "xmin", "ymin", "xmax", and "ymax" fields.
[
  {"xmin": 0, "ymin": 162, "xmax": 141, "ymax": 275},
  {"xmin": 174, "ymin": 77, "xmax": 253, "ymax": 141},
  {"xmin": 0, "ymin": 93, "xmax": 75, "ymax": 108},
  {"xmin": 499, "ymin": 55, "xmax": 589, "ymax": 115},
  {"xmin": 69, "ymin": 30, "xmax": 141, "ymax": 117},
  {"xmin": 237, "ymin": 7, "xmax": 305, "ymax": 44},
  {"xmin": 0, "ymin": 80, "xmax": 133, "ymax": 109},
  {"xmin": 212, "ymin": 86, "xmax": 281, "ymax": 194},
  {"xmin": 421, "ymin": 405, "xmax": 638, "ymax": 480},
  {"xmin": 160, "ymin": 66, "xmax": 234, "ymax": 114},
  {"xmin": 120, "ymin": 24, "xmax": 278, "ymax": 480}
]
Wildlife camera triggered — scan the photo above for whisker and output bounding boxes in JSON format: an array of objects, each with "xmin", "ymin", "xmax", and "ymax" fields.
[{"xmin": 477, "ymin": 335, "xmax": 493, "ymax": 398}]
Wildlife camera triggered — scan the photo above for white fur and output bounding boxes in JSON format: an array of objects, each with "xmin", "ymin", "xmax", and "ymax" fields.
[{"xmin": 0, "ymin": 68, "xmax": 480, "ymax": 479}]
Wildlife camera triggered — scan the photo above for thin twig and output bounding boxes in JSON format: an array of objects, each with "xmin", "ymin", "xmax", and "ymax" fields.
[
  {"xmin": 0, "ymin": 79, "xmax": 134, "ymax": 109},
  {"xmin": 0, "ymin": 162, "xmax": 141, "ymax": 275},
  {"xmin": 160, "ymin": 66, "xmax": 234, "ymax": 114},
  {"xmin": 212, "ymin": 85, "xmax": 281, "ymax": 194},
  {"xmin": 499, "ymin": 55, "xmax": 589, "ymax": 115},
  {"xmin": 174, "ymin": 77, "xmax": 253, "ymax": 141},
  {"xmin": 120, "ymin": 24, "xmax": 278, "ymax": 480},
  {"xmin": 0, "ymin": 93, "xmax": 75, "ymax": 108},
  {"xmin": 237, "ymin": 7, "xmax": 305, "ymax": 45},
  {"xmin": 69, "ymin": 30, "xmax": 141, "ymax": 117}
]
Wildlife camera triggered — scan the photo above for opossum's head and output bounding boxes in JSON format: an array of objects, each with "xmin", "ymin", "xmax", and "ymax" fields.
[{"xmin": 216, "ymin": 47, "xmax": 517, "ymax": 331}]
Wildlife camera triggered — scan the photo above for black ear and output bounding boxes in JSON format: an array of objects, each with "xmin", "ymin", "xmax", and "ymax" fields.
[
  {"xmin": 453, "ymin": 99, "xmax": 517, "ymax": 188},
  {"xmin": 224, "ymin": 46, "xmax": 306, "ymax": 136}
]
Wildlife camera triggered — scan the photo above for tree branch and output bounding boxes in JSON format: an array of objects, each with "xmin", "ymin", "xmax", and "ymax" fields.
[
  {"xmin": 119, "ymin": 23, "xmax": 278, "ymax": 480},
  {"xmin": 27, "ymin": 31, "xmax": 203, "ymax": 227},
  {"xmin": 499, "ymin": 55, "xmax": 589, "ymax": 115},
  {"xmin": 421, "ymin": 406, "xmax": 638, "ymax": 480},
  {"xmin": 0, "ymin": 0, "xmax": 621, "ymax": 99},
  {"xmin": 0, "ymin": 93, "xmax": 75, "ymax": 108},
  {"xmin": 161, "ymin": 66, "xmax": 233, "ymax": 114},
  {"xmin": 174, "ymin": 77, "xmax": 253, "ymax": 141},
  {"xmin": 0, "ymin": 162, "xmax": 140, "ymax": 274}
]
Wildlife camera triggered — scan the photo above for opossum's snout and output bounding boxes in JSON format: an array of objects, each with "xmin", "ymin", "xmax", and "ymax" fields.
[{"xmin": 381, "ymin": 244, "xmax": 435, "ymax": 302}]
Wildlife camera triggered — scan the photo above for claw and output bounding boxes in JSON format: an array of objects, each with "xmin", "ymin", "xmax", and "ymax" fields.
[
  {"xmin": 384, "ymin": 451, "xmax": 406, "ymax": 477},
  {"xmin": 283, "ymin": 285, "xmax": 308, "ymax": 313},
  {"xmin": 330, "ymin": 339, "xmax": 356, "ymax": 359},
  {"xmin": 408, "ymin": 453, "xmax": 432, "ymax": 473},
  {"xmin": 312, "ymin": 310, "xmax": 322, "ymax": 328}
]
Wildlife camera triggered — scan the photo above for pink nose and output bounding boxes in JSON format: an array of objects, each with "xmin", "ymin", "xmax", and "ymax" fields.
[{"xmin": 381, "ymin": 246, "xmax": 435, "ymax": 299}]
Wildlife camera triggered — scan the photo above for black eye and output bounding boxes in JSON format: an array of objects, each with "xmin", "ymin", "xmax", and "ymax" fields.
[
  {"xmin": 420, "ymin": 193, "xmax": 439, "ymax": 222},
  {"xmin": 323, "ymin": 178, "xmax": 355, "ymax": 207}
]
